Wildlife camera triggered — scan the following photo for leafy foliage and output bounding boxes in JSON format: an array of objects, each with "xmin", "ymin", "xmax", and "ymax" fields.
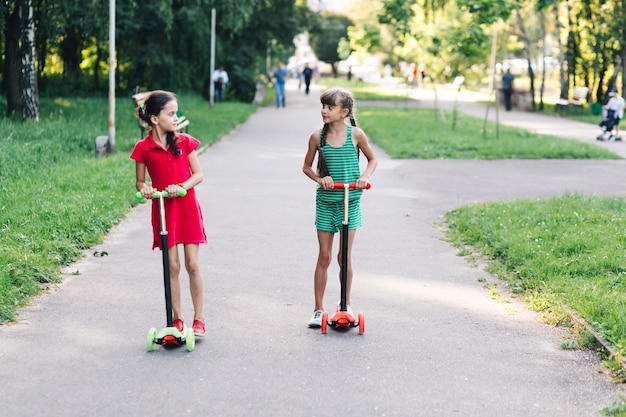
[
  {"xmin": 457, "ymin": 0, "xmax": 521, "ymax": 24},
  {"xmin": 308, "ymin": 13, "xmax": 353, "ymax": 76},
  {"xmin": 2, "ymin": 0, "xmax": 312, "ymax": 102}
]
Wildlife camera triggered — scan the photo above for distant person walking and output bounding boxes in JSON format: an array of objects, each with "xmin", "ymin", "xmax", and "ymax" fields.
[
  {"xmin": 502, "ymin": 68, "xmax": 514, "ymax": 111},
  {"xmin": 131, "ymin": 90, "xmax": 208, "ymax": 337},
  {"xmin": 604, "ymin": 88, "xmax": 626, "ymax": 136},
  {"xmin": 302, "ymin": 63, "xmax": 314, "ymax": 95},
  {"xmin": 212, "ymin": 66, "xmax": 229, "ymax": 102},
  {"xmin": 272, "ymin": 62, "xmax": 288, "ymax": 108}
]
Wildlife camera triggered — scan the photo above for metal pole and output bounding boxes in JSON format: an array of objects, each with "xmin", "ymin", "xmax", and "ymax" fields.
[
  {"xmin": 209, "ymin": 7, "xmax": 216, "ymax": 109},
  {"xmin": 107, "ymin": 0, "xmax": 116, "ymax": 153}
]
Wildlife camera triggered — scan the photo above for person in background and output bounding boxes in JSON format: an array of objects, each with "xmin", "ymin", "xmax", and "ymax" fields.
[
  {"xmin": 272, "ymin": 62, "xmax": 288, "ymax": 108},
  {"xmin": 502, "ymin": 68, "xmax": 514, "ymax": 111},
  {"xmin": 604, "ymin": 87, "xmax": 626, "ymax": 136},
  {"xmin": 302, "ymin": 63, "xmax": 314, "ymax": 95},
  {"xmin": 212, "ymin": 65, "xmax": 229, "ymax": 102}
]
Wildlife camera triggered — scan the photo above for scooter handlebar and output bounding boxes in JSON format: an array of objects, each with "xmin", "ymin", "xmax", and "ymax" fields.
[
  {"xmin": 332, "ymin": 182, "xmax": 371, "ymax": 189},
  {"xmin": 135, "ymin": 188, "xmax": 187, "ymax": 201}
]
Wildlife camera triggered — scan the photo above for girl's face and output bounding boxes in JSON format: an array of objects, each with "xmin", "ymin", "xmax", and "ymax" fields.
[
  {"xmin": 151, "ymin": 100, "xmax": 179, "ymax": 132},
  {"xmin": 321, "ymin": 98, "xmax": 348, "ymax": 123}
]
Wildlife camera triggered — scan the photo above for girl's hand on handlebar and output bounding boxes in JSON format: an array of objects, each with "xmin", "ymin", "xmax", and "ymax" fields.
[
  {"xmin": 318, "ymin": 176, "xmax": 333, "ymax": 190},
  {"xmin": 140, "ymin": 185, "xmax": 156, "ymax": 199},
  {"xmin": 355, "ymin": 177, "xmax": 370, "ymax": 190},
  {"xmin": 165, "ymin": 184, "xmax": 182, "ymax": 197}
]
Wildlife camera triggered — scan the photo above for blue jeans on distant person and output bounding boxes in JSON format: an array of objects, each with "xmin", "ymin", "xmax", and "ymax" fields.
[
  {"xmin": 503, "ymin": 89, "xmax": 512, "ymax": 111},
  {"xmin": 214, "ymin": 82, "xmax": 224, "ymax": 102},
  {"xmin": 275, "ymin": 82, "xmax": 285, "ymax": 107}
]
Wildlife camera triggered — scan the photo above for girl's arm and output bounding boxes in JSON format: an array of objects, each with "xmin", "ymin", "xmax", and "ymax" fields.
[
  {"xmin": 353, "ymin": 127, "xmax": 378, "ymax": 189},
  {"xmin": 165, "ymin": 150, "xmax": 203, "ymax": 196},
  {"xmin": 302, "ymin": 130, "xmax": 333, "ymax": 188},
  {"xmin": 135, "ymin": 162, "xmax": 156, "ymax": 198},
  {"xmin": 184, "ymin": 150, "xmax": 204, "ymax": 189}
]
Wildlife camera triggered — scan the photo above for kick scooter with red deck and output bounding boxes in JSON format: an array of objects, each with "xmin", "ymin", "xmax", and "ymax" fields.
[
  {"xmin": 321, "ymin": 182, "xmax": 370, "ymax": 335},
  {"xmin": 136, "ymin": 189, "xmax": 195, "ymax": 352}
]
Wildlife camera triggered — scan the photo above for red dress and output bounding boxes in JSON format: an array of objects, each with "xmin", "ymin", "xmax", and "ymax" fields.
[{"xmin": 130, "ymin": 133, "xmax": 207, "ymax": 250}]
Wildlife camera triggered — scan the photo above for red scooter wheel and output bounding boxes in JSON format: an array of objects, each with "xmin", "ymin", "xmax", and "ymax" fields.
[
  {"xmin": 321, "ymin": 312, "xmax": 328, "ymax": 334},
  {"xmin": 358, "ymin": 313, "xmax": 365, "ymax": 335}
]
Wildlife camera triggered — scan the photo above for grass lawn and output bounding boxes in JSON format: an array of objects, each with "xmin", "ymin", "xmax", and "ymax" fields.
[
  {"xmin": 359, "ymin": 106, "xmax": 620, "ymax": 159},
  {"xmin": 445, "ymin": 195, "xmax": 626, "ymax": 354},
  {"xmin": 317, "ymin": 75, "xmax": 411, "ymax": 101}
]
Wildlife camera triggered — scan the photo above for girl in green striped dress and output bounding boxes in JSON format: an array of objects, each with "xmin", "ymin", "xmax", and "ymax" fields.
[{"xmin": 302, "ymin": 87, "xmax": 378, "ymax": 328}]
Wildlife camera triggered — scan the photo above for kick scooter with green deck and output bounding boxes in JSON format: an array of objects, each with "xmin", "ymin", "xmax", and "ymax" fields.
[{"xmin": 136, "ymin": 189, "xmax": 195, "ymax": 352}]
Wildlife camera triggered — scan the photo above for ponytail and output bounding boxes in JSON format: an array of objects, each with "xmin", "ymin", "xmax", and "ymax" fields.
[{"xmin": 317, "ymin": 123, "xmax": 330, "ymax": 177}]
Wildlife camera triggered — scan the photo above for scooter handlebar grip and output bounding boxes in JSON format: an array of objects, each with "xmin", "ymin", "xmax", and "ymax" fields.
[
  {"xmin": 164, "ymin": 188, "xmax": 187, "ymax": 198},
  {"xmin": 332, "ymin": 182, "xmax": 371, "ymax": 189},
  {"xmin": 135, "ymin": 188, "xmax": 187, "ymax": 200}
]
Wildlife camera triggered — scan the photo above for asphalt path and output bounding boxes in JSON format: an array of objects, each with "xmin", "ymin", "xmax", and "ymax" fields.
[{"xmin": 2, "ymin": 80, "xmax": 626, "ymax": 417}]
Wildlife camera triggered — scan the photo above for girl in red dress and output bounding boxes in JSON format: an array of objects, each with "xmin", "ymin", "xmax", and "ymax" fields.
[{"xmin": 130, "ymin": 90, "xmax": 207, "ymax": 337}]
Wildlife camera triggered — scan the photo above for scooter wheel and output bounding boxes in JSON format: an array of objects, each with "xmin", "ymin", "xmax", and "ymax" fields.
[
  {"xmin": 358, "ymin": 313, "xmax": 365, "ymax": 335},
  {"xmin": 321, "ymin": 312, "xmax": 328, "ymax": 334},
  {"xmin": 185, "ymin": 327, "xmax": 195, "ymax": 352},
  {"xmin": 147, "ymin": 327, "xmax": 158, "ymax": 351}
]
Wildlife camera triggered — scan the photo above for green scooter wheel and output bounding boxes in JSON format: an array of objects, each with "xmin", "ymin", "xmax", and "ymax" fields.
[
  {"xmin": 185, "ymin": 327, "xmax": 195, "ymax": 352},
  {"xmin": 147, "ymin": 327, "xmax": 158, "ymax": 351}
]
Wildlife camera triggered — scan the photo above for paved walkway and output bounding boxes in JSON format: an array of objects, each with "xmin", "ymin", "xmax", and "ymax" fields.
[{"xmin": 1, "ymin": 80, "xmax": 626, "ymax": 417}]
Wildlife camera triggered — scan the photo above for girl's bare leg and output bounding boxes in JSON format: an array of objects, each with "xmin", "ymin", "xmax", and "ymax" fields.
[
  {"xmin": 314, "ymin": 231, "xmax": 335, "ymax": 311},
  {"xmin": 183, "ymin": 244, "xmax": 204, "ymax": 321}
]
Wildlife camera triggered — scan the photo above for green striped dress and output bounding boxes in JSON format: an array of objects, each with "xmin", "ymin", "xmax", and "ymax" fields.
[{"xmin": 317, "ymin": 125, "xmax": 362, "ymax": 203}]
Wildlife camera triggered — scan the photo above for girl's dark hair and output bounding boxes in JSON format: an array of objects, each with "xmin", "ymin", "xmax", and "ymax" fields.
[
  {"xmin": 317, "ymin": 88, "xmax": 358, "ymax": 177},
  {"xmin": 136, "ymin": 90, "xmax": 181, "ymax": 156}
]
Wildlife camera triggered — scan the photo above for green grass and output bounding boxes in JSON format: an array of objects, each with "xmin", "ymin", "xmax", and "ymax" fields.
[
  {"xmin": 0, "ymin": 94, "xmax": 256, "ymax": 322},
  {"xmin": 603, "ymin": 397, "xmax": 626, "ymax": 416},
  {"xmin": 317, "ymin": 76, "xmax": 412, "ymax": 101},
  {"xmin": 445, "ymin": 194, "xmax": 626, "ymax": 351},
  {"xmin": 359, "ymin": 106, "xmax": 620, "ymax": 159}
]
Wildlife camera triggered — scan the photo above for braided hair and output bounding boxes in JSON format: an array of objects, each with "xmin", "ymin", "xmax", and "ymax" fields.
[
  {"xmin": 317, "ymin": 88, "xmax": 358, "ymax": 177},
  {"xmin": 136, "ymin": 90, "xmax": 181, "ymax": 156}
]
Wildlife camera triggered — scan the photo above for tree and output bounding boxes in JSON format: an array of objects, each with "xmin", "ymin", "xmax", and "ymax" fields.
[
  {"xmin": 308, "ymin": 13, "xmax": 353, "ymax": 77},
  {"xmin": 3, "ymin": 0, "xmax": 39, "ymax": 120},
  {"xmin": 1, "ymin": 0, "xmax": 310, "ymax": 106}
]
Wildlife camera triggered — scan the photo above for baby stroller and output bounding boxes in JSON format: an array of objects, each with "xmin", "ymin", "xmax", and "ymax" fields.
[{"xmin": 597, "ymin": 109, "xmax": 622, "ymax": 141}]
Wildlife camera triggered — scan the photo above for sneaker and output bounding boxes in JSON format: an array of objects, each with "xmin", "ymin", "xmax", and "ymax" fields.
[
  {"xmin": 172, "ymin": 318, "xmax": 184, "ymax": 333},
  {"xmin": 336, "ymin": 301, "xmax": 354, "ymax": 318},
  {"xmin": 307, "ymin": 310, "xmax": 324, "ymax": 328},
  {"xmin": 192, "ymin": 319, "xmax": 205, "ymax": 337}
]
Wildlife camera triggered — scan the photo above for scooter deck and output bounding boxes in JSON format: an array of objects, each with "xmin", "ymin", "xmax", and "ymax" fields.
[
  {"xmin": 321, "ymin": 311, "xmax": 364, "ymax": 334},
  {"xmin": 147, "ymin": 325, "xmax": 195, "ymax": 351}
]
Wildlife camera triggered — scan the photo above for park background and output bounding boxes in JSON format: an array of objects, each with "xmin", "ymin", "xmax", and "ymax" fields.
[
  {"xmin": 6, "ymin": 2, "xmax": 626, "ymax": 413},
  {"xmin": 4, "ymin": 0, "xmax": 626, "ymax": 119}
]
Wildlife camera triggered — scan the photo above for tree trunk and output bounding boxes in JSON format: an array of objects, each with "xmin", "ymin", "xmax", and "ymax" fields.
[
  {"xmin": 566, "ymin": 3, "xmax": 576, "ymax": 96},
  {"xmin": 515, "ymin": 10, "xmax": 536, "ymax": 111},
  {"xmin": 553, "ymin": 2, "xmax": 568, "ymax": 100},
  {"xmin": 538, "ymin": 10, "xmax": 547, "ymax": 111},
  {"xmin": 622, "ymin": 0, "xmax": 626, "ymax": 98},
  {"xmin": 4, "ymin": 5, "xmax": 21, "ymax": 116},
  {"xmin": 19, "ymin": 0, "xmax": 40, "ymax": 121}
]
